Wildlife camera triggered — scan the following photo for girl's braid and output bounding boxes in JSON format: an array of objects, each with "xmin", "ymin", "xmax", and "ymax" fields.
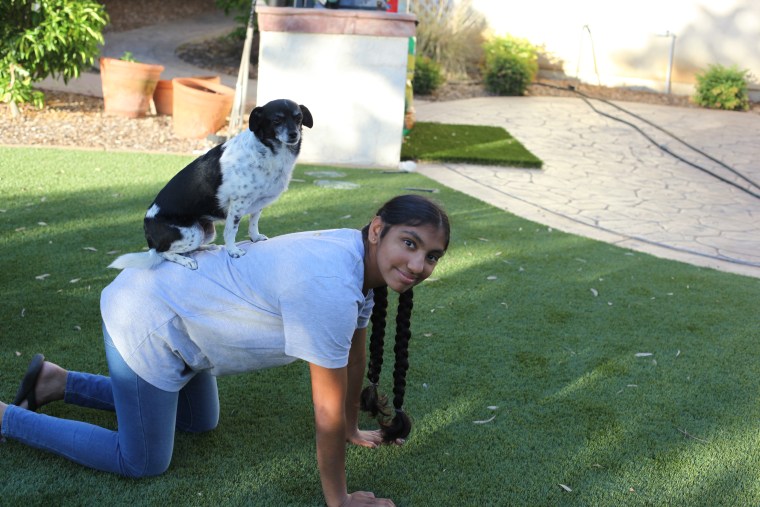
[
  {"xmin": 360, "ymin": 286, "xmax": 389, "ymax": 417},
  {"xmin": 380, "ymin": 288, "xmax": 413, "ymax": 441}
]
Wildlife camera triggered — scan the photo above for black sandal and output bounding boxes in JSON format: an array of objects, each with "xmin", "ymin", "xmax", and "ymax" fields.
[{"xmin": 12, "ymin": 353, "xmax": 45, "ymax": 412}]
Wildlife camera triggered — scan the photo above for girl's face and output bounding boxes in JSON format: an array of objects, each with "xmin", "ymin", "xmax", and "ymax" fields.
[{"xmin": 365, "ymin": 218, "xmax": 447, "ymax": 293}]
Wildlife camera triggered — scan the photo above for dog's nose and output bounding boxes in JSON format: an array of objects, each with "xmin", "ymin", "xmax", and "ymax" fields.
[{"xmin": 288, "ymin": 131, "xmax": 299, "ymax": 142}]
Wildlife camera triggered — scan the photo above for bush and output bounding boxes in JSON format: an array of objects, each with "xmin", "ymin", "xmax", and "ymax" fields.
[
  {"xmin": 692, "ymin": 64, "xmax": 751, "ymax": 111},
  {"xmin": 215, "ymin": 0, "xmax": 257, "ymax": 39},
  {"xmin": 482, "ymin": 35, "xmax": 538, "ymax": 96},
  {"xmin": 411, "ymin": 0, "xmax": 487, "ymax": 79},
  {"xmin": 1, "ymin": 0, "xmax": 108, "ymax": 113},
  {"xmin": 413, "ymin": 56, "xmax": 445, "ymax": 95}
]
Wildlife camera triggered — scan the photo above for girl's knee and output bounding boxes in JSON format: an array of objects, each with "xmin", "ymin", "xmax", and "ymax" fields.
[
  {"xmin": 177, "ymin": 414, "xmax": 218, "ymax": 433},
  {"xmin": 119, "ymin": 452, "xmax": 172, "ymax": 478}
]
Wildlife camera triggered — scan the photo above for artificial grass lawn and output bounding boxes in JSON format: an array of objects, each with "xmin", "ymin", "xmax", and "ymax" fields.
[
  {"xmin": 401, "ymin": 121, "xmax": 543, "ymax": 168},
  {"xmin": 1, "ymin": 146, "xmax": 759, "ymax": 506}
]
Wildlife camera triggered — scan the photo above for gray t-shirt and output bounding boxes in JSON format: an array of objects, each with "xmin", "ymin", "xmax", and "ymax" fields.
[{"xmin": 101, "ymin": 228, "xmax": 374, "ymax": 392}]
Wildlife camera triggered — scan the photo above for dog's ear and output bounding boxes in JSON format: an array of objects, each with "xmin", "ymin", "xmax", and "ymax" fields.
[
  {"xmin": 248, "ymin": 107, "xmax": 264, "ymax": 132},
  {"xmin": 299, "ymin": 105, "xmax": 313, "ymax": 129}
]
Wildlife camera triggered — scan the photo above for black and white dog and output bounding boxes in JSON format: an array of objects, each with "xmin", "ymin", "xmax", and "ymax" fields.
[{"xmin": 109, "ymin": 99, "xmax": 313, "ymax": 270}]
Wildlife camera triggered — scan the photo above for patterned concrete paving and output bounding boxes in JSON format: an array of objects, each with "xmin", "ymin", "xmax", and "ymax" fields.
[{"xmin": 415, "ymin": 96, "xmax": 760, "ymax": 279}]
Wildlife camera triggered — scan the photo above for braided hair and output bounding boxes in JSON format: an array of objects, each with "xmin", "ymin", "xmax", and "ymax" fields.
[{"xmin": 359, "ymin": 195, "xmax": 450, "ymax": 442}]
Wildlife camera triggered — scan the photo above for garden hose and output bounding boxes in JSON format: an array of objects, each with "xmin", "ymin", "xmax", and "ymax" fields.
[{"xmin": 534, "ymin": 82, "xmax": 760, "ymax": 201}]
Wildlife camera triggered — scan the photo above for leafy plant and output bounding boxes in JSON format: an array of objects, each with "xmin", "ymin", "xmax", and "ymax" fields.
[
  {"xmin": 482, "ymin": 35, "xmax": 538, "ymax": 96},
  {"xmin": 119, "ymin": 51, "xmax": 137, "ymax": 63},
  {"xmin": 410, "ymin": 0, "xmax": 487, "ymax": 79},
  {"xmin": 0, "ymin": 0, "xmax": 109, "ymax": 114},
  {"xmin": 692, "ymin": 64, "xmax": 751, "ymax": 111},
  {"xmin": 215, "ymin": 0, "xmax": 257, "ymax": 40},
  {"xmin": 413, "ymin": 56, "xmax": 445, "ymax": 95}
]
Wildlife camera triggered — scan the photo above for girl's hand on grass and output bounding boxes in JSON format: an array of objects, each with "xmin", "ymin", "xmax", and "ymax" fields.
[
  {"xmin": 340, "ymin": 491, "xmax": 395, "ymax": 506},
  {"xmin": 346, "ymin": 429, "xmax": 405, "ymax": 448}
]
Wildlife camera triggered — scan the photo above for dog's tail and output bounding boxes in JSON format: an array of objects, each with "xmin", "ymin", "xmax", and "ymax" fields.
[{"xmin": 108, "ymin": 249, "xmax": 164, "ymax": 270}]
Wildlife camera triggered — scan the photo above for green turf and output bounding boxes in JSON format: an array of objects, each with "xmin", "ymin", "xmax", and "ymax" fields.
[
  {"xmin": 1, "ymin": 146, "xmax": 759, "ymax": 506},
  {"xmin": 401, "ymin": 121, "xmax": 543, "ymax": 168}
]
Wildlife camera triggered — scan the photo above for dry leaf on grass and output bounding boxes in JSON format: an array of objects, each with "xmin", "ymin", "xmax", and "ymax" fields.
[
  {"xmin": 35, "ymin": 274, "xmax": 50, "ymax": 280},
  {"xmin": 635, "ymin": 352, "xmax": 653, "ymax": 357},
  {"xmin": 473, "ymin": 415, "xmax": 496, "ymax": 424},
  {"xmin": 559, "ymin": 484, "xmax": 572, "ymax": 492},
  {"xmin": 677, "ymin": 427, "xmax": 708, "ymax": 443},
  {"xmin": 590, "ymin": 288, "xmax": 599, "ymax": 297},
  {"xmin": 83, "ymin": 247, "xmax": 98, "ymax": 252}
]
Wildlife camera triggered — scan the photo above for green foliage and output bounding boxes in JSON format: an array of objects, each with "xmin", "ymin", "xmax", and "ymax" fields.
[
  {"xmin": 215, "ymin": 0, "xmax": 256, "ymax": 39},
  {"xmin": 0, "ymin": 0, "xmax": 109, "ymax": 109},
  {"xmin": 413, "ymin": 56, "xmax": 444, "ymax": 95},
  {"xmin": 119, "ymin": 51, "xmax": 137, "ymax": 63},
  {"xmin": 482, "ymin": 35, "xmax": 539, "ymax": 96},
  {"xmin": 692, "ymin": 64, "xmax": 751, "ymax": 111},
  {"xmin": 401, "ymin": 121, "xmax": 542, "ymax": 168},
  {"xmin": 410, "ymin": 0, "xmax": 487, "ymax": 79}
]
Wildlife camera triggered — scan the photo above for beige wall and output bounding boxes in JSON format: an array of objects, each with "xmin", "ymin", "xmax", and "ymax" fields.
[{"xmin": 472, "ymin": 0, "xmax": 760, "ymax": 97}]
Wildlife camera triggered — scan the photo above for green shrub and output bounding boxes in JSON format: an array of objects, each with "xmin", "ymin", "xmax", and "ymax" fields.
[
  {"xmin": 411, "ymin": 0, "xmax": 487, "ymax": 79},
  {"xmin": 413, "ymin": 56, "xmax": 445, "ymax": 95},
  {"xmin": 1, "ymin": 0, "xmax": 108, "ymax": 112},
  {"xmin": 692, "ymin": 64, "xmax": 751, "ymax": 111},
  {"xmin": 482, "ymin": 35, "xmax": 538, "ymax": 96},
  {"xmin": 215, "ymin": 0, "xmax": 257, "ymax": 39}
]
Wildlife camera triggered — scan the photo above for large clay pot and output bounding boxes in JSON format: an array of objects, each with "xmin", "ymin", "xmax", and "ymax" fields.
[
  {"xmin": 100, "ymin": 57, "xmax": 164, "ymax": 118},
  {"xmin": 153, "ymin": 76, "xmax": 221, "ymax": 116},
  {"xmin": 172, "ymin": 78, "xmax": 235, "ymax": 139}
]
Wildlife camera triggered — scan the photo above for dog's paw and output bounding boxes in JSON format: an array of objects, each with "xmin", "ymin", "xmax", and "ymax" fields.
[
  {"xmin": 161, "ymin": 252, "xmax": 198, "ymax": 270},
  {"xmin": 175, "ymin": 257, "xmax": 198, "ymax": 270},
  {"xmin": 250, "ymin": 233, "xmax": 269, "ymax": 243},
  {"xmin": 228, "ymin": 246, "xmax": 246, "ymax": 258}
]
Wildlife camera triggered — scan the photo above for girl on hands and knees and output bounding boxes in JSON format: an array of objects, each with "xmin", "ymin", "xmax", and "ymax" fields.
[{"xmin": 0, "ymin": 194, "xmax": 450, "ymax": 507}]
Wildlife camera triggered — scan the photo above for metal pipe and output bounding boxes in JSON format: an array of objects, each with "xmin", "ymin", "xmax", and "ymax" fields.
[{"xmin": 658, "ymin": 31, "xmax": 677, "ymax": 94}]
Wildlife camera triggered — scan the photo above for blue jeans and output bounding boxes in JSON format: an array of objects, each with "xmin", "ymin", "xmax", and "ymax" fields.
[{"xmin": 1, "ymin": 325, "xmax": 219, "ymax": 477}]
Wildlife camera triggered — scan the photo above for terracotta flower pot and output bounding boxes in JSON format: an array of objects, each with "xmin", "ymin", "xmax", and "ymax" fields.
[
  {"xmin": 100, "ymin": 57, "xmax": 164, "ymax": 118},
  {"xmin": 153, "ymin": 76, "xmax": 221, "ymax": 116},
  {"xmin": 172, "ymin": 78, "xmax": 235, "ymax": 139}
]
